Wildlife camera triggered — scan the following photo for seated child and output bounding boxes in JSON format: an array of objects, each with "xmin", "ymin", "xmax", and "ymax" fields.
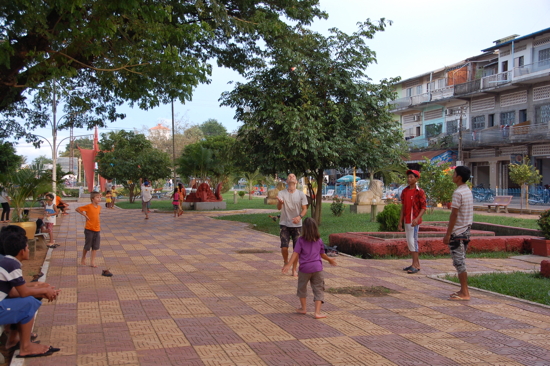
[
  {"xmin": 55, "ymin": 195, "xmax": 69, "ymax": 215},
  {"xmin": 0, "ymin": 231, "xmax": 61, "ymax": 358}
]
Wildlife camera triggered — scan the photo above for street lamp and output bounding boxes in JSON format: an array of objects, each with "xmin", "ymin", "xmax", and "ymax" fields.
[{"xmin": 36, "ymin": 132, "xmax": 91, "ymax": 194}]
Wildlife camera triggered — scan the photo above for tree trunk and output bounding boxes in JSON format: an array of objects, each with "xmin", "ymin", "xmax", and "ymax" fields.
[
  {"xmin": 308, "ymin": 169, "xmax": 323, "ymax": 225},
  {"xmin": 129, "ymin": 183, "xmax": 136, "ymax": 203}
]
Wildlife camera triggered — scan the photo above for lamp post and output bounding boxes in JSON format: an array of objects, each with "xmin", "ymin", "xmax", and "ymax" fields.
[{"xmin": 36, "ymin": 133, "xmax": 91, "ymax": 194}]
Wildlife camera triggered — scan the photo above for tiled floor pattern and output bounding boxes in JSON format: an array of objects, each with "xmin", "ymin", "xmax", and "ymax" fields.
[{"xmin": 24, "ymin": 204, "xmax": 550, "ymax": 365}]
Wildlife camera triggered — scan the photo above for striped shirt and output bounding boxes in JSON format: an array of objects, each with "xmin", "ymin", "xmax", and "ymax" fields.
[
  {"xmin": 0, "ymin": 255, "xmax": 25, "ymax": 301},
  {"xmin": 451, "ymin": 184, "xmax": 473, "ymax": 236}
]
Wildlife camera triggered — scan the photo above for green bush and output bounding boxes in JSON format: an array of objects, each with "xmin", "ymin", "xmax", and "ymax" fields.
[
  {"xmin": 330, "ymin": 196, "xmax": 345, "ymax": 217},
  {"xmin": 238, "ymin": 191, "xmax": 246, "ymax": 198},
  {"xmin": 376, "ymin": 203, "xmax": 401, "ymax": 231},
  {"xmin": 537, "ymin": 209, "xmax": 550, "ymax": 239}
]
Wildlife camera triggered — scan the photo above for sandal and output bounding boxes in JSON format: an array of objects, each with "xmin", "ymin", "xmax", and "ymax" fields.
[
  {"xmin": 402, "ymin": 265, "xmax": 413, "ymax": 271},
  {"xmin": 102, "ymin": 269, "xmax": 113, "ymax": 277},
  {"xmin": 407, "ymin": 267, "xmax": 420, "ymax": 274}
]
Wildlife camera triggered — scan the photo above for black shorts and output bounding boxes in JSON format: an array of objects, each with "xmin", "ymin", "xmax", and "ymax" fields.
[
  {"xmin": 84, "ymin": 229, "xmax": 101, "ymax": 251},
  {"xmin": 279, "ymin": 225, "xmax": 301, "ymax": 248}
]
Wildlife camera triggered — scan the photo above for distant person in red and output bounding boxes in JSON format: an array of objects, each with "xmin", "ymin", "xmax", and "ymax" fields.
[{"xmin": 397, "ymin": 170, "xmax": 426, "ymax": 274}]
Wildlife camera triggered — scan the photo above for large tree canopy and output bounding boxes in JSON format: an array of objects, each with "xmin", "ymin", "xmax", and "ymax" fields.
[
  {"xmin": 0, "ymin": 0, "xmax": 325, "ymax": 142},
  {"xmin": 0, "ymin": 140, "xmax": 23, "ymax": 175},
  {"xmin": 221, "ymin": 20, "xmax": 401, "ymax": 224},
  {"xmin": 96, "ymin": 130, "xmax": 171, "ymax": 202}
]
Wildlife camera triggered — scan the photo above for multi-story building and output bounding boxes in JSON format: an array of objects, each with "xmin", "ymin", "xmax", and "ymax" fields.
[{"xmin": 392, "ymin": 27, "xmax": 550, "ymax": 191}]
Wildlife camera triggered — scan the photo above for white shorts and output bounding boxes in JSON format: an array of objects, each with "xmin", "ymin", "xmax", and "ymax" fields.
[{"xmin": 404, "ymin": 223, "xmax": 419, "ymax": 252}]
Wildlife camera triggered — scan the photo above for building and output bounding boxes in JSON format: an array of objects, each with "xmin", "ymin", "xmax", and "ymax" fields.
[
  {"xmin": 392, "ymin": 27, "xmax": 550, "ymax": 191},
  {"xmin": 149, "ymin": 123, "xmax": 171, "ymax": 140}
]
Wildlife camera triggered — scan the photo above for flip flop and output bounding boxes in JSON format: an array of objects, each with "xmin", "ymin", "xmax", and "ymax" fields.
[
  {"xmin": 16, "ymin": 350, "xmax": 53, "ymax": 358},
  {"xmin": 47, "ymin": 346, "xmax": 61, "ymax": 353},
  {"xmin": 449, "ymin": 294, "xmax": 470, "ymax": 301},
  {"xmin": 407, "ymin": 267, "xmax": 420, "ymax": 274},
  {"xmin": 402, "ymin": 265, "xmax": 413, "ymax": 271}
]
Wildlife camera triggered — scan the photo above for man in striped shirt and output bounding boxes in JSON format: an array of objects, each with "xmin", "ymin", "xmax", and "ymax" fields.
[{"xmin": 443, "ymin": 166, "xmax": 474, "ymax": 301}]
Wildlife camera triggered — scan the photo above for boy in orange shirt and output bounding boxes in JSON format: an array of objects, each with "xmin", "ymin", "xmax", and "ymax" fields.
[{"xmin": 76, "ymin": 192, "xmax": 102, "ymax": 268}]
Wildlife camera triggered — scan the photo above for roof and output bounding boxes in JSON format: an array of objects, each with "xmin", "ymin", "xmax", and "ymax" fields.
[
  {"xmin": 481, "ymin": 27, "xmax": 550, "ymax": 53},
  {"xmin": 404, "ymin": 149, "xmax": 448, "ymax": 164},
  {"xmin": 149, "ymin": 123, "xmax": 170, "ymax": 131}
]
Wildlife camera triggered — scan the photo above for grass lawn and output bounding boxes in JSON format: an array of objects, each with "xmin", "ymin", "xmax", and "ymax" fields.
[
  {"xmin": 115, "ymin": 192, "xmax": 272, "ymax": 211},
  {"xmin": 445, "ymin": 271, "xmax": 550, "ymax": 306}
]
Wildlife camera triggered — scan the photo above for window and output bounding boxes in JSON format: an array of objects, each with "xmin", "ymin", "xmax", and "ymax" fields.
[
  {"xmin": 519, "ymin": 109, "xmax": 527, "ymax": 123},
  {"xmin": 502, "ymin": 60, "xmax": 508, "ymax": 72},
  {"xmin": 437, "ymin": 79, "xmax": 446, "ymax": 89},
  {"xmin": 472, "ymin": 115, "xmax": 486, "ymax": 130},
  {"xmin": 535, "ymin": 103, "xmax": 550, "ymax": 125},
  {"xmin": 446, "ymin": 120, "xmax": 458, "ymax": 134},
  {"xmin": 416, "ymin": 126, "xmax": 421, "ymax": 136},
  {"xmin": 539, "ymin": 48, "xmax": 550, "ymax": 62},
  {"xmin": 406, "ymin": 88, "xmax": 412, "ymax": 97},
  {"xmin": 514, "ymin": 56, "xmax": 524, "ymax": 68},
  {"xmin": 427, "ymin": 81, "xmax": 434, "ymax": 92},
  {"xmin": 488, "ymin": 114, "xmax": 495, "ymax": 127},
  {"xmin": 500, "ymin": 111, "xmax": 515, "ymax": 126},
  {"xmin": 425, "ymin": 123, "xmax": 442, "ymax": 138},
  {"xmin": 416, "ymin": 85, "xmax": 423, "ymax": 95}
]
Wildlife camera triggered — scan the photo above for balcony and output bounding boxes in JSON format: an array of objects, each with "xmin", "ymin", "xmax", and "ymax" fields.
[
  {"xmin": 480, "ymin": 70, "xmax": 512, "ymax": 89},
  {"xmin": 407, "ymin": 135, "xmax": 428, "ymax": 149},
  {"xmin": 454, "ymin": 79, "xmax": 482, "ymax": 96},
  {"xmin": 411, "ymin": 93, "xmax": 430, "ymax": 105},
  {"xmin": 460, "ymin": 122, "xmax": 550, "ymax": 148},
  {"xmin": 390, "ymin": 96, "xmax": 412, "ymax": 111},
  {"xmin": 431, "ymin": 86, "xmax": 454, "ymax": 101},
  {"xmin": 514, "ymin": 59, "xmax": 550, "ymax": 79}
]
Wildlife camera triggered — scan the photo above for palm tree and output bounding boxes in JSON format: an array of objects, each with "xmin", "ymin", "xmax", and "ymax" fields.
[{"xmin": 242, "ymin": 169, "xmax": 263, "ymax": 200}]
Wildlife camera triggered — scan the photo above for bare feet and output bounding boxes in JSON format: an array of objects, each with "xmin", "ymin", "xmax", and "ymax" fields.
[
  {"xmin": 314, "ymin": 313, "xmax": 327, "ymax": 319},
  {"xmin": 449, "ymin": 293, "xmax": 470, "ymax": 301},
  {"xmin": 18, "ymin": 342, "xmax": 52, "ymax": 357},
  {"xmin": 296, "ymin": 308, "xmax": 307, "ymax": 314},
  {"xmin": 90, "ymin": 264, "xmax": 98, "ymax": 268},
  {"xmin": 80, "ymin": 261, "xmax": 86, "ymax": 266},
  {"xmin": 292, "ymin": 270, "xmax": 298, "ymax": 277}
]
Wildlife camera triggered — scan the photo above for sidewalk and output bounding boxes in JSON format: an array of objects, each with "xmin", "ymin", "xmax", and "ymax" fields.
[{"xmin": 22, "ymin": 202, "xmax": 550, "ymax": 365}]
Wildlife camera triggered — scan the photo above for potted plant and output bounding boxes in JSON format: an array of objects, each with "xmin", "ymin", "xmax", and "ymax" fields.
[
  {"xmin": 1, "ymin": 164, "xmax": 50, "ymax": 239},
  {"xmin": 534, "ymin": 209, "xmax": 550, "ymax": 256}
]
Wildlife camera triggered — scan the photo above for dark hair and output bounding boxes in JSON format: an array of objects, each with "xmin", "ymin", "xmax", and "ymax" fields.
[
  {"xmin": 455, "ymin": 166, "xmax": 471, "ymax": 183},
  {"xmin": 0, "ymin": 225, "xmax": 27, "ymax": 256},
  {"xmin": 301, "ymin": 217, "xmax": 320, "ymax": 242},
  {"xmin": 106, "ymin": 190, "xmax": 111, "ymax": 194},
  {"xmin": 2, "ymin": 232, "xmax": 28, "ymax": 257},
  {"xmin": 45, "ymin": 193, "xmax": 54, "ymax": 200}
]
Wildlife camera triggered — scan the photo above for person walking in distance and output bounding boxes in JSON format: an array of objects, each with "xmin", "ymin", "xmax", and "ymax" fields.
[
  {"xmin": 397, "ymin": 170, "xmax": 426, "ymax": 274},
  {"xmin": 140, "ymin": 179, "xmax": 153, "ymax": 219},
  {"xmin": 444, "ymin": 166, "xmax": 474, "ymax": 301},
  {"xmin": 277, "ymin": 174, "xmax": 308, "ymax": 277}
]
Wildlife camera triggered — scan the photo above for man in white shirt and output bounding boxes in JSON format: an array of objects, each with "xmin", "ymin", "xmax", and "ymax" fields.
[
  {"xmin": 443, "ymin": 166, "xmax": 474, "ymax": 301},
  {"xmin": 140, "ymin": 180, "xmax": 153, "ymax": 220},
  {"xmin": 277, "ymin": 174, "xmax": 308, "ymax": 276}
]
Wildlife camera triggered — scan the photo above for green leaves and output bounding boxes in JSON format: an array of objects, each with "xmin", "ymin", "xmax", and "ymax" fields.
[{"xmin": 419, "ymin": 158, "xmax": 455, "ymax": 209}]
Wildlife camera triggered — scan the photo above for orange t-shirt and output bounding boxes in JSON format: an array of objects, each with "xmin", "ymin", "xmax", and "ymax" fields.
[{"xmin": 80, "ymin": 203, "xmax": 101, "ymax": 232}]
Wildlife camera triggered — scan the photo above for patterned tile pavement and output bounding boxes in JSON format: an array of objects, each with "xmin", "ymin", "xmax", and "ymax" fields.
[{"xmin": 21, "ymin": 203, "xmax": 550, "ymax": 365}]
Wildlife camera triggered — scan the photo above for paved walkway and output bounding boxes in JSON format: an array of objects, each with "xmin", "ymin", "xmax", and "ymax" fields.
[{"xmin": 21, "ymin": 203, "xmax": 550, "ymax": 365}]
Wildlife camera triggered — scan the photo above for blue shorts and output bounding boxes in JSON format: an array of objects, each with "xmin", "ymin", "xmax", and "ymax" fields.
[{"xmin": 0, "ymin": 297, "xmax": 42, "ymax": 325}]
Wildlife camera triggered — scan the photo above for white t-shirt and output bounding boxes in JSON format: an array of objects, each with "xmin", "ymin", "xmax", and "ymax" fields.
[
  {"xmin": 141, "ymin": 185, "xmax": 153, "ymax": 202},
  {"xmin": 451, "ymin": 184, "xmax": 473, "ymax": 235},
  {"xmin": 0, "ymin": 191, "xmax": 7, "ymax": 204},
  {"xmin": 44, "ymin": 202, "xmax": 56, "ymax": 225},
  {"xmin": 278, "ymin": 189, "xmax": 308, "ymax": 227}
]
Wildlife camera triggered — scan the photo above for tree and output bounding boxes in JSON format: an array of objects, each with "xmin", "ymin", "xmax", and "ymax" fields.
[
  {"xmin": 509, "ymin": 156, "xmax": 542, "ymax": 211},
  {"xmin": 1, "ymin": 1, "xmax": 326, "ymax": 143},
  {"xmin": 419, "ymin": 158, "xmax": 456, "ymax": 212},
  {"xmin": 32, "ymin": 155, "xmax": 53, "ymax": 166},
  {"xmin": 221, "ymin": 20, "xmax": 399, "ymax": 224},
  {"xmin": 59, "ymin": 137, "xmax": 94, "ymax": 158},
  {"xmin": 199, "ymin": 119, "xmax": 227, "ymax": 137},
  {"xmin": 0, "ymin": 141, "xmax": 23, "ymax": 176},
  {"xmin": 242, "ymin": 169, "xmax": 263, "ymax": 200},
  {"xmin": 96, "ymin": 131, "xmax": 171, "ymax": 202},
  {"xmin": 135, "ymin": 118, "xmax": 204, "ymax": 158},
  {"xmin": 176, "ymin": 135, "xmax": 236, "ymax": 190}
]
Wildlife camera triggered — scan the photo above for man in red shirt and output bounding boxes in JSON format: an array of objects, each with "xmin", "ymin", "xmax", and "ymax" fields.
[{"xmin": 397, "ymin": 170, "xmax": 427, "ymax": 274}]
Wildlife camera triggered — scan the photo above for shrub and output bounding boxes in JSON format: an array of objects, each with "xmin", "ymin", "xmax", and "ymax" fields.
[
  {"xmin": 238, "ymin": 191, "xmax": 246, "ymax": 198},
  {"xmin": 330, "ymin": 196, "xmax": 345, "ymax": 217},
  {"xmin": 376, "ymin": 203, "xmax": 401, "ymax": 231},
  {"xmin": 537, "ymin": 209, "xmax": 550, "ymax": 239}
]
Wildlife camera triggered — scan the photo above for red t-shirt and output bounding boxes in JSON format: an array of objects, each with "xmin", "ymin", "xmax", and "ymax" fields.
[{"xmin": 401, "ymin": 186, "xmax": 427, "ymax": 224}]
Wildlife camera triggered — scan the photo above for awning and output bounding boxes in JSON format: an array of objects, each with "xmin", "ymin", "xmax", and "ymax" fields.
[{"xmin": 404, "ymin": 150, "xmax": 457, "ymax": 164}]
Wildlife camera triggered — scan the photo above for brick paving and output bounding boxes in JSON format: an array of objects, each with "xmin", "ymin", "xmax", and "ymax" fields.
[{"xmin": 20, "ymin": 203, "xmax": 550, "ymax": 365}]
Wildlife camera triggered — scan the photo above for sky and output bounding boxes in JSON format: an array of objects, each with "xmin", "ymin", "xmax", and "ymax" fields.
[{"xmin": 13, "ymin": 0, "xmax": 550, "ymax": 162}]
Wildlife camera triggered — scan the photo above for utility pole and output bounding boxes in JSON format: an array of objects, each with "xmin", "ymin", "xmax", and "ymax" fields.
[
  {"xmin": 458, "ymin": 108, "xmax": 463, "ymax": 165},
  {"xmin": 52, "ymin": 79, "xmax": 58, "ymax": 195},
  {"xmin": 172, "ymin": 99, "xmax": 176, "ymax": 184}
]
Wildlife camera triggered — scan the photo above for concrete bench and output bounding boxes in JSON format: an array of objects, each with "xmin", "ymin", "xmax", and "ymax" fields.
[{"xmin": 484, "ymin": 195, "xmax": 513, "ymax": 213}]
